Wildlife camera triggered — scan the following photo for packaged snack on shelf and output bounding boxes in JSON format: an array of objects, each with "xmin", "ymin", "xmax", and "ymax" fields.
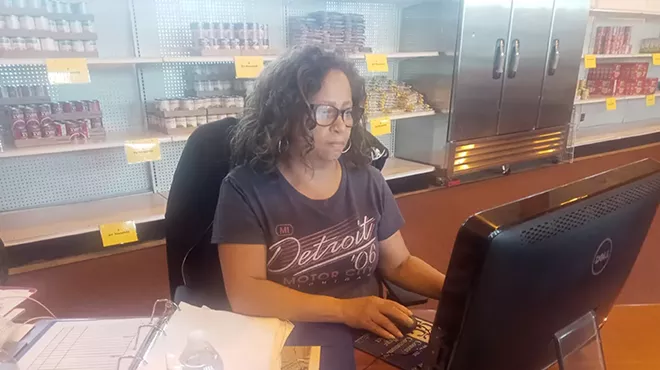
[{"xmin": 364, "ymin": 76, "xmax": 433, "ymax": 115}]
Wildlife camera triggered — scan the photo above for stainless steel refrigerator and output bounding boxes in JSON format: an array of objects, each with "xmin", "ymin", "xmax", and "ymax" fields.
[{"xmin": 395, "ymin": 0, "xmax": 589, "ymax": 180}]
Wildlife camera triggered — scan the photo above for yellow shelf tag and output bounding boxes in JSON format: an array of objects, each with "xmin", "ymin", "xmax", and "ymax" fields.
[
  {"xmin": 45, "ymin": 58, "xmax": 90, "ymax": 84},
  {"xmin": 646, "ymin": 94, "xmax": 656, "ymax": 107},
  {"xmin": 99, "ymin": 221, "xmax": 138, "ymax": 247},
  {"xmin": 584, "ymin": 54, "xmax": 597, "ymax": 69},
  {"xmin": 370, "ymin": 117, "xmax": 392, "ymax": 136},
  {"xmin": 124, "ymin": 138, "xmax": 161, "ymax": 164},
  {"xmin": 653, "ymin": 54, "xmax": 660, "ymax": 66},
  {"xmin": 605, "ymin": 97, "xmax": 617, "ymax": 111},
  {"xmin": 365, "ymin": 54, "xmax": 389, "ymax": 72},
  {"xmin": 234, "ymin": 56, "xmax": 264, "ymax": 78}
]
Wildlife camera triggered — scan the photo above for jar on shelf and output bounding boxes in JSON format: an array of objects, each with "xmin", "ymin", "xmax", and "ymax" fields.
[
  {"xmin": 82, "ymin": 20, "xmax": 94, "ymax": 33},
  {"xmin": 83, "ymin": 40, "xmax": 96, "ymax": 52},
  {"xmin": 72, "ymin": 40, "xmax": 84, "ymax": 52},
  {"xmin": 70, "ymin": 20, "xmax": 82, "ymax": 33},
  {"xmin": 26, "ymin": 37, "xmax": 40, "ymax": 51},
  {"xmin": 56, "ymin": 19, "xmax": 70, "ymax": 33},
  {"xmin": 40, "ymin": 37, "xmax": 56, "ymax": 51},
  {"xmin": 186, "ymin": 116, "xmax": 198, "ymax": 128},
  {"xmin": 58, "ymin": 40, "xmax": 71, "ymax": 52},
  {"xmin": 164, "ymin": 117, "xmax": 176, "ymax": 129},
  {"xmin": 175, "ymin": 117, "xmax": 186, "ymax": 128},
  {"xmin": 6, "ymin": 15, "xmax": 20, "ymax": 30},
  {"xmin": 19, "ymin": 15, "xmax": 35, "ymax": 30},
  {"xmin": 71, "ymin": 1, "xmax": 86, "ymax": 14},
  {"xmin": 11, "ymin": 37, "xmax": 26, "ymax": 51},
  {"xmin": 0, "ymin": 37, "xmax": 11, "ymax": 51},
  {"xmin": 49, "ymin": 19, "xmax": 57, "ymax": 32},
  {"xmin": 34, "ymin": 16, "xmax": 48, "ymax": 30}
]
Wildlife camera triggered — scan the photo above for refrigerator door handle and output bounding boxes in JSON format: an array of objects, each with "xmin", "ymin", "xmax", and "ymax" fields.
[
  {"xmin": 548, "ymin": 39, "xmax": 560, "ymax": 76},
  {"xmin": 493, "ymin": 39, "xmax": 506, "ymax": 79},
  {"xmin": 507, "ymin": 39, "xmax": 520, "ymax": 78}
]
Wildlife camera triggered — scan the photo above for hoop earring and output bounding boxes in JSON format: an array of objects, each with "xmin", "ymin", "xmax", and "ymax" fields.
[
  {"xmin": 342, "ymin": 140, "xmax": 352, "ymax": 154},
  {"xmin": 278, "ymin": 138, "xmax": 289, "ymax": 154}
]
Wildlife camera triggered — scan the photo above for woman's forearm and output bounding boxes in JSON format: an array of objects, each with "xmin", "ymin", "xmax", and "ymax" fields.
[
  {"xmin": 383, "ymin": 255, "xmax": 445, "ymax": 299},
  {"xmin": 227, "ymin": 277, "xmax": 345, "ymax": 323}
]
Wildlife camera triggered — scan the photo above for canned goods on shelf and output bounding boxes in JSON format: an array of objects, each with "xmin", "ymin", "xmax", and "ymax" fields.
[
  {"xmin": 11, "ymin": 37, "xmax": 26, "ymax": 51},
  {"xmin": 61, "ymin": 101, "xmax": 73, "ymax": 113},
  {"xmin": 186, "ymin": 116, "xmax": 198, "ymax": 128},
  {"xmin": 49, "ymin": 20, "xmax": 57, "ymax": 32},
  {"xmin": 193, "ymin": 98, "xmax": 204, "ymax": 110},
  {"xmin": 81, "ymin": 20, "xmax": 94, "ymax": 33},
  {"xmin": 180, "ymin": 98, "xmax": 195, "ymax": 111},
  {"xmin": 40, "ymin": 37, "xmax": 56, "ymax": 51},
  {"xmin": 175, "ymin": 117, "xmax": 186, "ymax": 128},
  {"xmin": 163, "ymin": 117, "xmax": 176, "ymax": 129},
  {"xmin": 198, "ymin": 116, "xmax": 208, "ymax": 125},
  {"xmin": 26, "ymin": 37, "xmax": 40, "ymax": 51},
  {"xmin": 0, "ymin": 37, "xmax": 11, "ymax": 51},
  {"xmin": 58, "ymin": 40, "xmax": 71, "ymax": 52},
  {"xmin": 56, "ymin": 19, "xmax": 70, "ymax": 33},
  {"xmin": 60, "ymin": 1, "xmax": 71, "ymax": 13},
  {"xmin": 50, "ymin": 102, "xmax": 63, "ymax": 114},
  {"xmin": 26, "ymin": 0, "xmax": 40, "ymax": 8},
  {"xmin": 12, "ymin": 0, "xmax": 26, "ymax": 8},
  {"xmin": 0, "ymin": 18, "xmax": 5, "ymax": 30},
  {"xmin": 34, "ymin": 16, "xmax": 49, "ymax": 30},
  {"xmin": 71, "ymin": 1, "xmax": 86, "ymax": 14},
  {"xmin": 73, "ymin": 100, "xmax": 85, "ymax": 112}
]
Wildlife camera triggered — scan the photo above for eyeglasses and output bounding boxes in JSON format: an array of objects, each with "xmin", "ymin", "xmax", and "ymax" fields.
[{"xmin": 310, "ymin": 104, "xmax": 363, "ymax": 128}]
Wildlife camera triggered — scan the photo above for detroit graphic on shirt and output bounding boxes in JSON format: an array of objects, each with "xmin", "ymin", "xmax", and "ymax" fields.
[{"xmin": 267, "ymin": 215, "xmax": 379, "ymax": 290}]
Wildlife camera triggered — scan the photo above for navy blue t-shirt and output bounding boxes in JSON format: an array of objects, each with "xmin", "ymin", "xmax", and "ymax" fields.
[{"xmin": 211, "ymin": 161, "xmax": 404, "ymax": 299}]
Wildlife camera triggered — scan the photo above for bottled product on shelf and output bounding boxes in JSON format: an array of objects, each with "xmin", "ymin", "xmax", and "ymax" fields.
[
  {"xmin": 0, "ymin": 0, "xmax": 98, "ymax": 57},
  {"xmin": 192, "ymin": 64, "xmax": 256, "ymax": 96},
  {"xmin": 640, "ymin": 38, "xmax": 660, "ymax": 53},
  {"xmin": 147, "ymin": 97, "xmax": 242, "ymax": 134},
  {"xmin": 288, "ymin": 11, "xmax": 368, "ymax": 53},
  {"xmin": 365, "ymin": 77, "xmax": 433, "ymax": 116},
  {"xmin": 190, "ymin": 21, "xmax": 270, "ymax": 56},
  {"xmin": 577, "ymin": 62, "xmax": 658, "ymax": 99},
  {"xmin": 1, "ymin": 98, "xmax": 104, "ymax": 149}
]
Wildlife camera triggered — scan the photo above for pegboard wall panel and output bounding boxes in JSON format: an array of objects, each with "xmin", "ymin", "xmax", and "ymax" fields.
[
  {"xmin": 151, "ymin": 141, "xmax": 187, "ymax": 192},
  {"xmin": 0, "ymin": 149, "xmax": 152, "ymax": 211},
  {"xmin": 91, "ymin": 0, "xmax": 136, "ymax": 57},
  {"xmin": 49, "ymin": 68, "xmax": 144, "ymax": 132}
]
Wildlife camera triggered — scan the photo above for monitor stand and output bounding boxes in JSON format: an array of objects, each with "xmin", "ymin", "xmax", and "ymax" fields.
[{"xmin": 553, "ymin": 311, "xmax": 606, "ymax": 370}]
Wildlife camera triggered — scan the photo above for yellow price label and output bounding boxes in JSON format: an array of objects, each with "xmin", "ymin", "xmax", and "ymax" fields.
[
  {"xmin": 370, "ymin": 117, "xmax": 392, "ymax": 136},
  {"xmin": 646, "ymin": 94, "xmax": 656, "ymax": 106},
  {"xmin": 234, "ymin": 56, "xmax": 264, "ymax": 78},
  {"xmin": 365, "ymin": 54, "xmax": 389, "ymax": 72},
  {"xmin": 653, "ymin": 54, "xmax": 660, "ymax": 65},
  {"xmin": 99, "ymin": 221, "xmax": 138, "ymax": 247},
  {"xmin": 124, "ymin": 138, "xmax": 161, "ymax": 164},
  {"xmin": 45, "ymin": 58, "xmax": 90, "ymax": 84},
  {"xmin": 605, "ymin": 97, "xmax": 617, "ymax": 111},
  {"xmin": 584, "ymin": 54, "xmax": 597, "ymax": 69}
]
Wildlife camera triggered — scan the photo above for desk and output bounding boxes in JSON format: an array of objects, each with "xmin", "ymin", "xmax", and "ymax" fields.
[{"xmin": 354, "ymin": 304, "xmax": 660, "ymax": 370}]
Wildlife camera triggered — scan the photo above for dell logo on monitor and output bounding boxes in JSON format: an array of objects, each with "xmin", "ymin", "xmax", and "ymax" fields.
[{"xmin": 592, "ymin": 238, "xmax": 613, "ymax": 276}]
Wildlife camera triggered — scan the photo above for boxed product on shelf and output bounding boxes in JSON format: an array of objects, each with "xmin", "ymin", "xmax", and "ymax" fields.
[
  {"xmin": 0, "ymin": 99, "xmax": 105, "ymax": 148},
  {"xmin": 592, "ymin": 26, "xmax": 632, "ymax": 55},
  {"xmin": 587, "ymin": 80, "xmax": 616, "ymax": 96},
  {"xmin": 585, "ymin": 62, "xmax": 656, "ymax": 97},
  {"xmin": 364, "ymin": 77, "xmax": 433, "ymax": 115},
  {"xmin": 191, "ymin": 64, "xmax": 256, "ymax": 96},
  {"xmin": 587, "ymin": 63, "xmax": 622, "ymax": 81},
  {"xmin": 190, "ymin": 21, "xmax": 271, "ymax": 56},
  {"xmin": 147, "ymin": 97, "xmax": 243, "ymax": 135},
  {"xmin": 288, "ymin": 11, "xmax": 370, "ymax": 53},
  {"xmin": 0, "ymin": 0, "xmax": 98, "ymax": 57}
]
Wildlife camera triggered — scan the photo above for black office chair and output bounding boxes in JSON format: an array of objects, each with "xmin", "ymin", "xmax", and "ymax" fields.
[{"xmin": 165, "ymin": 118, "xmax": 428, "ymax": 310}]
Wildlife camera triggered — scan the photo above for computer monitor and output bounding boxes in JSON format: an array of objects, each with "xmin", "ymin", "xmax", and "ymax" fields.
[{"xmin": 424, "ymin": 159, "xmax": 660, "ymax": 370}]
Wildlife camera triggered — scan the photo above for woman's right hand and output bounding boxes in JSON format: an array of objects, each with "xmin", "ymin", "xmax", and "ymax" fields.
[{"xmin": 340, "ymin": 296, "xmax": 415, "ymax": 339}]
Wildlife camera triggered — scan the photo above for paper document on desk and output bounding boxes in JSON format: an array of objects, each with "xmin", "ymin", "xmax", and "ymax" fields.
[
  {"xmin": 142, "ymin": 302, "xmax": 294, "ymax": 370},
  {"xmin": 17, "ymin": 317, "xmax": 151, "ymax": 370},
  {"xmin": 281, "ymin": 346, "xmax": 321, "ymax": 370},
  {"xmin": 0, "ymin": 288, "xmax": 36, "ymax": 317}
]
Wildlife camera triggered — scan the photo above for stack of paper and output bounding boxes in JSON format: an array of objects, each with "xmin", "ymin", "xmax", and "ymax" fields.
[{"xmin": 142, "ymin": 302, "xmax": 294, "ymax": 370}]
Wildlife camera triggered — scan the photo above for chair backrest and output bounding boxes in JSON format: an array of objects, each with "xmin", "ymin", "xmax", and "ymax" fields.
[{"xmin": 165, "ymin": 118, "xmax": 389, "ymax": 310}]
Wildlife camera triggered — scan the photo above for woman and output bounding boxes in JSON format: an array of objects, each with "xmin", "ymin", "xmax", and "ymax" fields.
[{"xmin": 212, "ymin": 46, "xmax": 446, "ymax": 339}]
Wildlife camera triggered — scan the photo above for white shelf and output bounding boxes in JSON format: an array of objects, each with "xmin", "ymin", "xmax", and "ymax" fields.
[
  {"xmin": 382, "ymin": 157, "xmax": 435, "ymax": 181},
  {"xmin": 0, "ymin": 158, "xmax": 432, "ymax": 246},
  {"xmin": 574, "ymin": 92, "xmax": 660, "ymax": 105},
  {"xmin": 0, "ymin": 130, "xmax": 172, "ymax": 158},
  {"xmin": 575, "ymin": 120, "xmax": 660, "ymax": 147},
  {"xmin": 0, "ymin": 192, "xmax": 167, "ymax": 247},
  {"xmin": 0, "ymin": 51, "xmax": 440, "ymax": 67},
  {"xmin": 591, "ymin": 8, "xmax": 660, "ymax": 17}
]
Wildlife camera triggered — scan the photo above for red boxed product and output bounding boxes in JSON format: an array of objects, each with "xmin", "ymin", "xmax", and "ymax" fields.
[
  {"xmin": 594, "ymin": 26, "xmax": 605, "ymax": 54},
  {"xmin": 9, "ymin": 106, "xmax": 27, "ymax": 140},
  {"xmin": 587, "ymin": 63, "xmax": 622, "ymax": 81},
  {"xmin": 588, "ymin": 80, "xmax": 617, "ymax": 96},
  {"xmin": 620, "ymin": 63, "xmax": 648, "ymax": 80},
  {"xmin": 615, "ymin": 79, "xmax": 644, "ymax": 96},
  {"xmin": 645, "ymin": 78, "xmax": 658, "ymax": 95},
  {"xmin": 603, "ymin": 27, "xmax": 613, "ymax": 54}
]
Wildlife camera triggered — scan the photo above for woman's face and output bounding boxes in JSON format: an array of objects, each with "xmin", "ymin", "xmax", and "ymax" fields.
[{"xmin": 294, "ymin": 69, "xmax": 354, "ymax": 163}]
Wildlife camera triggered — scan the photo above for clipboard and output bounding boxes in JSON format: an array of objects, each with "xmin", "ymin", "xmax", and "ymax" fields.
[{"xmin": 11, "ymin": 299, "xmax": 179, "ymax": 370}]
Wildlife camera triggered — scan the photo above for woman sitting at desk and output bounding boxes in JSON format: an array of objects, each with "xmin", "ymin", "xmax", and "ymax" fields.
[{"xmin": 212, "ymin": 46, "xmax": 445, "ymax": 340}]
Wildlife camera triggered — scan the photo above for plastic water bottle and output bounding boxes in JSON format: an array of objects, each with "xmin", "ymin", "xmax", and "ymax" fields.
[{"xmin": 177, "ymin": 330, "xmax": 224, "ymax": 370}]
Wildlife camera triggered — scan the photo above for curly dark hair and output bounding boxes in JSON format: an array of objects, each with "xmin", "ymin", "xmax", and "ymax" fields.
[{"xmin": 231, "ymin": 45, "xmax": 372, "ymax": 172}]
